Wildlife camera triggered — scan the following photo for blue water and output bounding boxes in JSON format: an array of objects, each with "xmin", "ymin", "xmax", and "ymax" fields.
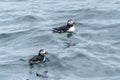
[{"xmin": 0, "ymin": 0, "xmax": 120, "ymax": 80}]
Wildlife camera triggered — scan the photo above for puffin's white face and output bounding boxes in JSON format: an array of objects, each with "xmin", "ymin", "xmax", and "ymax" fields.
[
  {"xmin": 67, "ymin": 20, "xmax": 76, "ymax": 25},
  {"xmin": 39, "ymin": 49, "xmax": 48, "ymax": 55}
]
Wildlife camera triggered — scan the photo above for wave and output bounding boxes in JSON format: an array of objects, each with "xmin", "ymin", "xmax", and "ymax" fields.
[{"xmin": 0, "ymin": 15, "xmax": 45, "ymax": 26}]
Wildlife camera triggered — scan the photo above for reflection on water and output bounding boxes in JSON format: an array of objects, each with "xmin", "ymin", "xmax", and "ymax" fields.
[
  {"xmin": 64, "ymin": 42, "xmax": 76, "ymax": 49},
  {"xmin": 67, "ymin": 32, "xmax": 73, "ymax": 38}
]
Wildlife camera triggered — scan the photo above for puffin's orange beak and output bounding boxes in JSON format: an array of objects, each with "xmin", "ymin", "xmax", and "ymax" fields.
[{"xmin": 44, "ymin": 51, "xmax": 48, "ymax": 55}]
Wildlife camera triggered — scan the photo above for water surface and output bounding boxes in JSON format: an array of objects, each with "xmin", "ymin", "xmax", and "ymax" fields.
[{"xmin": 0, "ymin": 0, "xmax": 120, "ymax": 80}]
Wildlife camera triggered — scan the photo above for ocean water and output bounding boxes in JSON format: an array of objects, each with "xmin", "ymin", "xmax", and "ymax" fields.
[{"xmin": 0, "ymin": 0, "xmax": 120, "ymax": 80}]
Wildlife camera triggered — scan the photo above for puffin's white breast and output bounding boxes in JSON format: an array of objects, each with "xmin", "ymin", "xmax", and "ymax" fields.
[{"xmin": 68, "ymin": 26, "xmax": 75, "ymax": 32}]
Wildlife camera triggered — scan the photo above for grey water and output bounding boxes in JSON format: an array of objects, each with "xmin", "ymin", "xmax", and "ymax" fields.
[{"xmin": 0, "ymin": 0, "xmax": 120, "ymax": 80}]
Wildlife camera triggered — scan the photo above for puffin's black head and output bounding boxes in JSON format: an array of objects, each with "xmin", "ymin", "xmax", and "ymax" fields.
[
  {"xmin": 67, "ymin": 19, "xmax": 76, "ymax": 26},
  {"xmin": 38, "ymin": 49, "xmax": 48, "ymax": 55}
]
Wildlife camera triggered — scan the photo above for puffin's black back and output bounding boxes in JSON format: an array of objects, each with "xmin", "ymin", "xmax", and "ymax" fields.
[{"xmin": 29, "ymin": 54, "xmax": 44, "ymax": 61}]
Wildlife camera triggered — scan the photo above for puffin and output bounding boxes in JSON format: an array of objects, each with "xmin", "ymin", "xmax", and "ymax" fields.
[
  {"xmin": 52, "ymin": 19, "xmax": 76, "ymax": 33},
  {"xmin": 29, "ymin": 49, "xmax": 48, "ymax": 65}
]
